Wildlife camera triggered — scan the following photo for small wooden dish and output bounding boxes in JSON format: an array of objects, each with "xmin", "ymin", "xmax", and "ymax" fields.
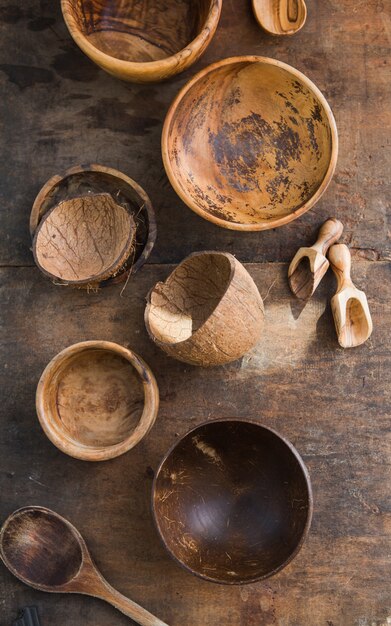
[
  {"xmin": 30, "ymin": 164, "xmax": 156, "ymax": 288},
  {"xmin": 61, "ymin": 0, "xmax": 222, "ymax": 83},
  {"xmin": 145, "ymin": 251, "xmax": 265, "ymax": 366},
  {"xmin": 36, "ymin": 341, "xmax": 159, "ymax": 461},
  {"xmin": 162, "ymin": 56, "xmax": 338, "ymax": 231},
  {"xmin": 253, "ymin": 0, "xmax": 307, "ymax": 36},
  {"xmin": 153, "ymin": 419, "xmax": 313, "ymax": 584}
]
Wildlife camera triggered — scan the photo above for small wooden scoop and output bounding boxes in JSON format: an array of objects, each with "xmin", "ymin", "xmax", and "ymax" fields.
[
  {"xmin": 252, "ymin": 0, "xmax": 307, "ymax": 35},
  {"xmin": 328, "ymin": 244, "xmax": 373, "ymax": 348},
  {"xmin": 288, "ymin": 218, "xmax": 344, "ymax": 300},
  {"xmin": 0, "ymin": 507, "xmax": 169, "ymax": 626}
]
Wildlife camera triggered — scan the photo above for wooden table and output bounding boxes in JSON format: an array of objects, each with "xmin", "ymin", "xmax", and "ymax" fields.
[{"xmin": 0, "ymin": 1, "xmax": 390, "ymax": 624}]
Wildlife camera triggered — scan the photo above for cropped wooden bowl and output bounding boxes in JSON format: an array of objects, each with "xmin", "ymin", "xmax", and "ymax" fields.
[
  {"xmin": 30, "ymin": 164, "xmax": 156, "ymax": 288},
  {"xmin": 162, "ymin": 56, "xmax": 338, "ymax": 230},
  {"xmin": 36, "ymin": 341, "xmax": 159, "ymax": 461},
  {"xmin": 153, "ymin": 419, "xmax": 313, "ymax": 584},
  {"xmin": 145, "ymin": 251, "xmax": 265, "ymax": 366},
  {"xmin": 61, "ymin": 0, "xmax": 222, "ymax": 83}
]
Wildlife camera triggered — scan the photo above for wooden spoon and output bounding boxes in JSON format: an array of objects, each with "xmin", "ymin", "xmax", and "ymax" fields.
[
  {"xmin": 288, "ymin": 218, "xmax": 344, "ymax": 300},
  {"xmin": 0, "ymin": 507, "xmax": 169, "ymax": 626},
  {"xmin": 328, "ymin": 244, "xmax": 373, "ymax": 348},
  {"xmin": 252, "ymin": 0, "xmax": 307, "ymax": 35}
]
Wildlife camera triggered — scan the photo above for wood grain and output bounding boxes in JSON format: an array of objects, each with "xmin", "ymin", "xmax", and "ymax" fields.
[
  {"xmin": 0, "ymin": 0, "xmax": 389, "ymax": 265},
  {"xmin": 61, "ymin": 0, "xmax": 222, "ymax": 82},
  {"xmin": 0, "ymin": 260, "xmax": 389, "ymax": 624},
  {"xmin": 36, "ymin": 341, "xmax": 159, "ymax": 461},
  {"xmin": 253, "ymin": 0, "xmax": 307, "ymax": 36},
  {"xmin": 0, "ymin": 0, "xmax": 390, "ymax": 624},
  {"xmin": 162, "ymin": 56, "xmax": 338, "ymax": 230},
  {"xmin": 288, "ymin": 217, "xmax": 343, "ymax": 299}
]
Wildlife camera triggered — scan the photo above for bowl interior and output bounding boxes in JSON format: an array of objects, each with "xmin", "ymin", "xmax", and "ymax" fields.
[
  {"xmin": 34, "ymin": 193, "xmax": 135, "ymax": 283},
  {"xmin": 48, "ymin": 348, "xmax": 145, "ymax": 448},
  {"xmin": 1, "ymin": 508, "xmax": 83, "ymax": 588},
  {"xmin": 153, "ymin": 420, "xmax": 311, "ymax": 583},
  {"xmin": 147, "ymin": 253, "xmax": 232, "ymax": 345},
  {"xmin": 67, "ymin": 0, "xmax": 213, "ymax": 63},
  {"xmin": 164, "ymin": 59, "xmax": 335, "ymax": 228}
]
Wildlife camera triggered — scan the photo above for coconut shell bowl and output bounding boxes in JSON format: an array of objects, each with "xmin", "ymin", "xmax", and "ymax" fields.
[
  {"xmin": 30, "ymin": 164, "xmax": 156, "ymax": 289},
  {"xmin": 162, "ymin": 56, "xmax": 338, "ymax": 230},
  {"xmin": 36, "ymin": 341, "xmax": 159, "ymax": 461},
  {"xmin": 153, "ymin": 419, "xmax": 313, "ymax": 584},
  {"xmin": 61, "ymin": 0, "xmax": 222, "ymax": 83},
  {"xmin": 145, "ymin": 251, "xmax": 265, "ymax": 366}
]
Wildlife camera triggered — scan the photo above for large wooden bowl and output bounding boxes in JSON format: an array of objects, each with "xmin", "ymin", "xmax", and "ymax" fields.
[
  {"xmin": 153, "ymin": 419, "xmax": 313, "ymax": 584},
  {"xmin": 30, "ymin": 164, "xmax": 156, "ymax": 288},
  {"xmin": 36, "ymin": 341, "xmax": 159, "ymax": 461},
  {"xmin": 145, "ymin": 251, "xmax": 265, "ymax": 366},
  {"xmin": 61, "ymin": 0, "xmax": 222, "ymax": 83},
  {"xmin": 162, "ymin": 56, "xmax": 338, "ymax": 230}
]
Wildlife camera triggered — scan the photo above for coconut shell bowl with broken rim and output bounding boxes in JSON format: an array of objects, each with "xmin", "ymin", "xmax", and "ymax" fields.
[
  {"xmin": 30, "ymin": 164, "xmax": 156, "ymax": 289},
  {"xmin": 162, "ymin": 56, "xmax": 338, "ymax": 231},
  {"xmin": 61, "ymin": 0, "xmax": 222, "ymax": 83},
  {"xmin": 36, "ymin": 341, "xmax": 159, "ymax": 461},
  {"xmin": 153, "ymin": 419, "xmax": 313, "ymax": 584}
]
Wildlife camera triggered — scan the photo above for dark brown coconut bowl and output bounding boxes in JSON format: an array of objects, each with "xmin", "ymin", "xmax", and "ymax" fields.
[
  {"xmin": 61, "ymin": 0, "xmax": 222, "ymax": 83},
  {"xmin": 162, "ymin": 56, "xmax": 338, "ymax": 231},
  {"xmin": 153, "ymin": 419, "xmax": 313, "ymax": 584},
  {"xmin": 36, "ymin": 341, "xmax": 159, "ymax": 461},
  {"xmin": 30, "ymin": 164, "xmax": 156, "ymax": 288},
  {"xmin": 145, "ymin": 251, "xmax": 265, "ymax": 366}
]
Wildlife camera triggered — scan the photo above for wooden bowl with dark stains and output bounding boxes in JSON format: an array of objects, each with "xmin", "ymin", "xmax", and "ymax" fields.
[
  {"xmin": 162, "ymin": 56, "xmax": 338, "ymax": 231},
  {"xmin": 30, "ymin": 164, "xmax": 156, "ymax": 289},
  {"xmin": 61, "ymin": 0, "xmax": 222, "ymax": 83},
  {"xmin": 36, "ymin": 341, "xmax": 159, "ymax": 461},
  {"xmin": 153, "ymin": 419, "xmax": 313, "ymax": 584}
]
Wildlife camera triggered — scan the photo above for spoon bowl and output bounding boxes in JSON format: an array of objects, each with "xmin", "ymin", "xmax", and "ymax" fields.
[
  {"xmin": 253, "ymin": 0, "xmax": 307, "ymax": 36},
  {"xmin": 1, "ymin": 507, "xmax": 83, "ymax": 590},
  {"xmin": 0, "ymin": 507, "xmax": 169, "ymax": 626}
]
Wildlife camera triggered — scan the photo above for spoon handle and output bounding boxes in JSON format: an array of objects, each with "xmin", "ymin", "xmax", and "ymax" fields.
[
  {"xmin": 313, "ymin": 218, "xmax": 343, "ymax": 256},
  {"xmin": 95, "ymin": 576, "xmax": 170, "ymax": 626},
  {"xmin": 328, "ymin": 244, "xmax": 354, "ymax": 291}
]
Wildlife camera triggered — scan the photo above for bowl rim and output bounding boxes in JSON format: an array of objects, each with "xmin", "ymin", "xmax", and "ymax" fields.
[
  {"xmin": 152, "ymin": 417, "xmax": 313, "ymax": 584},
  {"xmin": 144, "ymin": 250, "xmax": 238, "ymax": 349},
  {"xmin": 30, "ymin": 164, "xmax": 157, "ymax": 285},
  {"xmin": 36, "ymin": 340, "xmax": 160, "ymax": 461},
  {"xmin": 60, "ymin": 0, "xmax": 222, "ymax": 77},
  {"xmin": 162, "ymin": 55, "xmax": 339, "ymax": 232}
]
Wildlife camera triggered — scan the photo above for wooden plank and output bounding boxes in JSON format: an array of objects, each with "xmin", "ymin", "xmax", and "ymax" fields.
[
  {"xmin": 0, "ymin": 260, "xmax": 389, "ymax": 625},
  {"xmin": 0, "ymin": 0, "xmax": 390, "ymax": 267}
]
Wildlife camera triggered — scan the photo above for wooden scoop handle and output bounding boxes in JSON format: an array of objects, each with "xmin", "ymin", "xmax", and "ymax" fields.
[
  {"xmin": 328, "ymin": 243, "xmax": 353, "ymax": 291},
  {"xmin": 93, "ymin": 574, "xmax": 170, "ymax": 626},
  {"xmin": 313, "ymin": 218, "xmax": 343, "ymax": 256}
]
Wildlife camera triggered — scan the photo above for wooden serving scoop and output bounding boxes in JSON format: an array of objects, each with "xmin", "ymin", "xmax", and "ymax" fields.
[
  {"xmin": 252, "ymin": 0, "xmax": 307, "ymax": 35},
  {"xmin": 0, "ymin": 507, "xmax": 169, "ymax": 626},
  {"xmin": 288, "ymin": 218, "xmax": 344, "ymax": 300},
  {"xmin": 328, "ymin": 244, "xmax": 373, "ymax": 348}
]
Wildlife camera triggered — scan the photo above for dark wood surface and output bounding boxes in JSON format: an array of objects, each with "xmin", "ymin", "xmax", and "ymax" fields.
[{"xmin": 0, "ymin": 1, "xmax": 390, "ymax": 625}]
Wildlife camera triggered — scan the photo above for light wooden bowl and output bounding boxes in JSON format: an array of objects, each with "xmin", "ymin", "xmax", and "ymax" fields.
[
  {"xmin": 61, "ymin": 0, "xmax": 222, "ymax": 83},
  {"xmin": 153, "ymin": 419, "xmax": 313, "ymax": 584},
  {"xmin": 162, "ymin": 56, "xmax": 338, "ymax": 231},
  {"xmin": 145, "ymin": 251, "xmax": 265, "ymax": 366},
  {"xmin": 30, "ymin": 164, "xmax": 156, "ymax": 288},
  {"xmin": 36, "ymin": 341, "xmax": 159, "ymax": 461}
]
